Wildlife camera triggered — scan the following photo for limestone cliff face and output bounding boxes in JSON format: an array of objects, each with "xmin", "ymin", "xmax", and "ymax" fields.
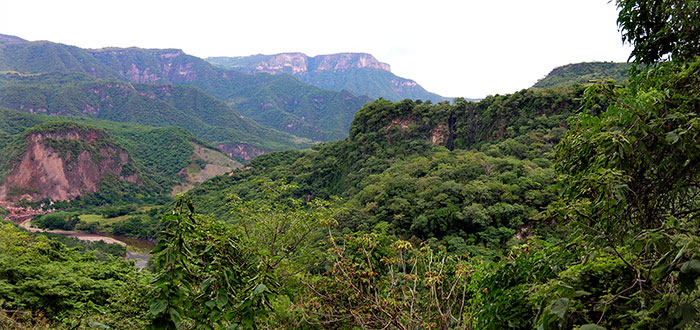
[
  {"xmin": 0, "ymin": 126, "xmax": 138, "ymax": 202},
  {"xmin": 309, "ymin": 53, "xmax": 391, "ymax": 73},
  {"xmin": 207, "ymin": 53, "xmax": 448, "ymax": 102},
  {"xmin": 214, "ymin": 53, "xmax": 392, "ymax": 75},
  {"xmin": 88, "ymin": 48, "xmax": 201, "ymax": 84}
]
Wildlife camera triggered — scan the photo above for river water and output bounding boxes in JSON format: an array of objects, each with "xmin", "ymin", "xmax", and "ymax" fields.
[{"xmin": 19, "ymin": 219, "xmax": 154, "ymax": 269}]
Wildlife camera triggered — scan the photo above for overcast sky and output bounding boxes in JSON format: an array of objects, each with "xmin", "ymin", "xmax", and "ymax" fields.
[{"xmin": 0, "ymin": 0, "xmax": 631, "ymax": 99}]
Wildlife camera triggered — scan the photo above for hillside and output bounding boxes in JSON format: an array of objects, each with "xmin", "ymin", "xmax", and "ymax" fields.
[
  {"xmin": 0, "ymin": 35, "xmax": 372, "ymax": 142},
  {"xmin": 188, "ymin": 85, "xmax": 584, "ymax": 244},
  {"xmin": 533, "ymin": 61, "xmax": 632, "ymax": 88},
  {"xmin": 0, "ymin": 108, "xmax": 241, "ymax": 205},
  {"xmin": 207, "ymin": 52, "xmax": 449, "ymax": 102},
  {"xmin": 0, "ymin": 71, "xmax": 308, "ymax": 159},
  {"xmin": 2, "ymin": 3, "xmax": 699, "ymax": 328}
]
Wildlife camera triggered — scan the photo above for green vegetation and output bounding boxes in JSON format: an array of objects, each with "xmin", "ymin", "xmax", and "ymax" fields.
[
  {"xmin": 0, "ymin": 222, "xmax": 150, "ymax": 328},
  {"xmin": 0, "ymin": 39, "xmax": 371, "ymax": 142},
  {"xmin": 188, "ymin": 87, "xmax": 580, "ymax": 248},
  {"xmin": 616, "ymin": 0, "xmax": 700, "ymax": 64},
  {"xmin": 32, "ymin": 204, "xmax": 164, "ymax": 240},
  {"xmin": 2, "ymin": 4, "xmax": 700, "ymax": 329},
  {"xmin": 533, "ymin": 62, "xmax": 632, "ymax": 88},
  {"xmin": 36, "ymin": 232, "xmax": 127, "ymax": 258},
  {"xmin": 33, "ymin": 212, "xmax": 81, "ymax": 230},
  {"xmin": 0, "ymin": 107, "xmax": 236, "ymax": 207},
  {"xmin": 208, "ymin": 54, "xmax": 449, "ymax": 102},
  {"xmin": 0, "ymin": 72, "xmax": 309, "ymax": 154}
]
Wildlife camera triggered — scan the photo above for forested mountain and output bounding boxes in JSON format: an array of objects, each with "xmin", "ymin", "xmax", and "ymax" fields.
[
  {"xmin": 207, "ymin": 52, "xmax": 450, "ymax": 102},
  {"xmin": 0, "ymin": 36, "xmax": 372, "ymax": 141},
  {"xmin": 0, "ymin": 72, "xmax": 307, "ymax": 159},
  {"xmin": 533, "ymin": 61, "xmax": 632, "ymax": 88},
  {"xmin": 188, "ymin": 86, "xmax": 582, "ymax": 246},
  {"xmin": 2, "ymin": 1, "xmax": 700, "ymax": 328},
  {"xmin": 0, "ymin": 108, "xmax": 240, "ymax": 206}
]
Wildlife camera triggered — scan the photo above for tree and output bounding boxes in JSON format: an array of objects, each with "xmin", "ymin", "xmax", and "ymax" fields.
[
  {"xmin": 148, "ymin": 181, "xmax": 334, "ymax": 329},
  {"xmin": 616, "ymin": 0, "xmax": 700, "ymax": 64},
  {"xmin": 556, "ymin": 60, "xmax": 700, "ymax": 234}
]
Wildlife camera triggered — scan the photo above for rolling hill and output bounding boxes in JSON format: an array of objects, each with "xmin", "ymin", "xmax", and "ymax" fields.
[{"xmin": 533, "ymin": 61, "xmax": 632, "ymax": 88}]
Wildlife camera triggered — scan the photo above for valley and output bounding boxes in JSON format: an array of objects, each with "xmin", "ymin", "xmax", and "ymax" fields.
[{"xmin": 1, "ymin": 1, "xmax": 699, "ymax": 328}]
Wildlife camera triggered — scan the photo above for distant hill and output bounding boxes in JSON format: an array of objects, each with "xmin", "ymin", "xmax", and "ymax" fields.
[
  {"xmin": 0, "ymin": 72, "xmax": 307, "ymax": 160},
  {"xmin": 533, "ymin": 62, "xmax": 632, "ymax": 88},
  {"xmin": 0, "ymin": 35, "xmax": 372, "ymax": 141},
  {"xmin": 207, "ymin": 53, "xmax": 449, "ymax": 102},
  {"xmin": 0, "ymin": 108, "xmax": 241, "ymax": 205}
]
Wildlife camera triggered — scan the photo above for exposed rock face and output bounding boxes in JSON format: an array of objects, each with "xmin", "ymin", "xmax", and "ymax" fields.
[
  {"xmin": 431, "ymin": 124, "xmax": 450, "ymax": 145},
  {"xmin": 213, "ymin": 53, "xmax": 392, "ymax": 75},
  {"xmin": 382, "ymin": 114, "xmax": 456, "ymax": 151},
  {"xmin": 88, "ymin": 48, "xmax": 201, "ymax": 84},
  {"xmin": 216, "ymin": 143, "xmax": 267, "ymax": 161},
  {"xmin": 0, "ymin": 127, "xmax": 138, "ymax": 202},
  {"xmin": 207, "ymin": 53, "xmax": 448, "ymax": 102},
  {"xmin": 310, "ymin": 53, "xmax": 391, "ymax": 73},
  {"xmin": 171, "ymin": 143, "xmax": 242, "ymax": 195}
]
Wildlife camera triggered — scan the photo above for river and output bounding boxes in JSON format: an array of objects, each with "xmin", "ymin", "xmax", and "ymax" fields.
[{"xmin": 19, "ymin": 218, "xmax": 154, "ymax": 269}]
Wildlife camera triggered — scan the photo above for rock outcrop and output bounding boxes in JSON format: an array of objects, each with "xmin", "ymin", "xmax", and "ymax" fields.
[
  {"xmin": 207, "ymin": 53, "xmax": 448, "ymax": 102},
  {"xmin": 211, "ymin": 53, "xmax": 391, "ymax": 75},
  {"xmin": 0, "ymin": 125, "xmax": 139, "ymax": 202}
]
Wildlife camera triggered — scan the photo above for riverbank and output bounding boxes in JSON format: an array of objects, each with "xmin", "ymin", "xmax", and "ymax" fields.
[
  {"xmin": 20, "ymin": 218, "xmax": 128, "ymax": 246},
  {"xmin": 15, "ymin": 216, "xmax": 154, "ymax": 269}
]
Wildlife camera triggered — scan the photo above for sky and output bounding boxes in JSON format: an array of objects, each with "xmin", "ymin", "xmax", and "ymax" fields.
[{"xmin": 0, "ymin": 0, "xmax": 632, "ymax": 99}]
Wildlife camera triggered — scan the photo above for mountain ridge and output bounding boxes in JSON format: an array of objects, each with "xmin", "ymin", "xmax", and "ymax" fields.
[
  {"xmin": 207, "ymin": 52, "xmax": 448, "ymax": 102},
  {"xmin": 0, "ymin": 34, "xmax": 372, "ymax": 141},
  {"xmin": 0, "ymin": 71, "xmax": 307, "ymax": 160},
  {"xmin": 0, "ymin": 108, "xmax": 242, "ymax": 205},
  {"xmin": 533, "ymin": 61, "xmax": 632, "ymax": 88}
]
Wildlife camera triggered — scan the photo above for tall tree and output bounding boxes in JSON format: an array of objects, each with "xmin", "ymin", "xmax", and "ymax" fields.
[{"xmin": 616, "ymin": 0, "xmax": 700, "ymax": 64}]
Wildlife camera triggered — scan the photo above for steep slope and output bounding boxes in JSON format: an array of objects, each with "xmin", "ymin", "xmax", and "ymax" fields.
[
  {"xmin": 0, "ymin": 122, "xmax": 138, "ymax": 202},
  {"xmin": 0, "ymin": 108, "xmax": 241, "ymax": 205},
  {"xmin": 0, "ymin": 35, "xmax": 371, "ymax": 142},
  {"xmin": 88, "ymin": 48, "xmax": 371, "ymax": 140},
  {"xmin": 0, "ymin": 37, "xmax": 120, "ymax": 78},
  {"xmin": 0, "ymin": 71, "xmax": 307, "ymax": 159},
  {"xmin": 188, "ymin": 86, "xmax": 584, "ymax": 245},
  {"xmin": 207, "ymin": 53, "xmax": 449, "ymax": 102},
  {"xmin": 533, "ymin": 61, "xmax": 632, "ymax": 88}
]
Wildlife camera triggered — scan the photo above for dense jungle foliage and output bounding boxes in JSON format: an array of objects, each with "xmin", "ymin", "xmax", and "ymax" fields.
[
  {"xmin": 0, "ymin": 72, "xmax": 307, "ymax": 154},
  {"xmin": 533, "ymin": 62, "xmax": 632, "ymax": 89},
  {"xmin": 0, "ymin": 37, "xmax": 371, "ymax": 142},
  {"xmin": 1, "ymin": 0, "xmax": 699, "ymax": 328}
]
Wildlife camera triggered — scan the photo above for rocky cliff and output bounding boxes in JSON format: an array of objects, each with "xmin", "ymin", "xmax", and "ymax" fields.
[
  {"xmin": 210, "ymin": 53, "xmax": 391, "ymax": 75},
  {"xmin": 0, "ymin": 124, "xmax": 139, "ymax": 202},
  {"xmin": 207, "ymin": 53, "xmax": 448, "ymax": 102}
]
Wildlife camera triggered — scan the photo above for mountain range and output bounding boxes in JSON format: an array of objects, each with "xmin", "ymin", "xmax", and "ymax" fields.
[
  {"xmin": 0, "ymin": 34, "xmax": 371, "ymax": 142},
  {"xmin": 0, "ymin": 32, "xmax": 630, "ymax": 206},
  {"xmin": 207, "ymin": 53, "xmax": 449, "ymax": 102}
]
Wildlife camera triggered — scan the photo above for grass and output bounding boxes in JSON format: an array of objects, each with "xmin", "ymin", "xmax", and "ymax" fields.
[
  {"xmin": 78, "ymin": 214, "xmax": 104, "ymax": 223},
  {"xmin": 79, "ymin": 213, "xmax": 130, "ymax": 224}
]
